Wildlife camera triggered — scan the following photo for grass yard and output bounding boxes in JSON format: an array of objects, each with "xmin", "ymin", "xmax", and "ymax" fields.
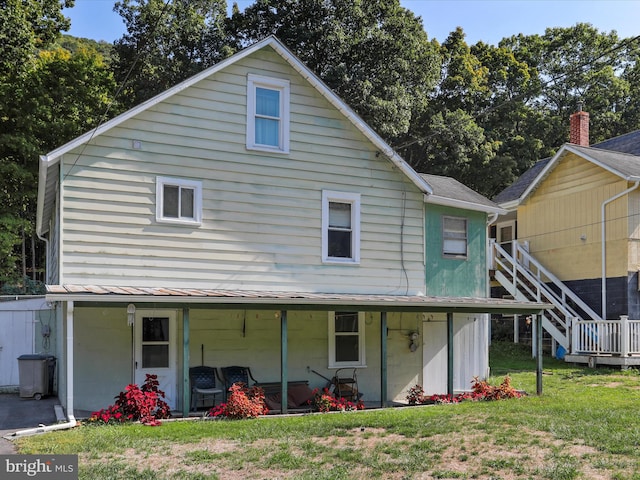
[{"xmin": 16, "ymin": 342, "xmax": 640, "ymax": 479}]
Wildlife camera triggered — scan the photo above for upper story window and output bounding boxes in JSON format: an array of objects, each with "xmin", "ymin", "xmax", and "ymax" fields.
[
  {"xmin": 156, "ymin": 176, "xmax": 202, "ymax": 226},
  {"xmin": 442, "ymin": 216, "xmax": 467, "ymax": 258},
  {"xmin": 328, "ymin": 311, "xmax": 366, "ymax": 368},
  {"xmin": 322, "ymin": 190, "xmax": 361, "ymax": 264},
  {"xmin": 246, "ymin": 74, "xmax": 290, "ymax": 153}
]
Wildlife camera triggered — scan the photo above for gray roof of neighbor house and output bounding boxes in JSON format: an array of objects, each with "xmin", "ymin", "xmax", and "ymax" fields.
[
  {"xmin": 593, "ymin": 129, "xmax": 640, "ymax": 155},
  {"xmin": 420, "ymin": 174, "xmax": 505, "ymax": 214},
  {"xmin": 493, "ymin": 130, "xmax": 640, "ymax": 206},
  {"xmin": 492, "ymin": 158, "xmax": 551, "ymax": 204}
]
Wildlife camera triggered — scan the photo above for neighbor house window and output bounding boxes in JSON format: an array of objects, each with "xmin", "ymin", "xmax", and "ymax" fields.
[
  {"xmin": 156, "ymin": 176, "xmax": 202, "ymax": 225},
  {"xmin": 328, "ymin": 311, "xmax": 366, "ymax": 368},
  {"xmin": 443, "ymin": 216, "xmax": 467, "ymax": 257},
  {"xmin": 246, "ymin": 74, "xmax": 290, "ymax": 153},
  {"xmin": 322, "ymin": 190, "xmax": 361, "ymax": 263}
]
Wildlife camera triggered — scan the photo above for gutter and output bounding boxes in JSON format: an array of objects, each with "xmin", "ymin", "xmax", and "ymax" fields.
[{"xmin": 601, "ymin": 180, "xmax": 640, "ymax": 319}]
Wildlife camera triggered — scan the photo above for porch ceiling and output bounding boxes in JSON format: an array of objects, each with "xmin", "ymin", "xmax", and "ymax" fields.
[{"xmin": 46, "ymin": 285, "xmax": 549, "ymax": 314}]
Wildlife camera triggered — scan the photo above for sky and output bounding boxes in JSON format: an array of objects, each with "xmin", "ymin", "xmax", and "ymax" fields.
[{"xmin": 65, "ymin": 0, "xmax": 640, "ymax": 45}]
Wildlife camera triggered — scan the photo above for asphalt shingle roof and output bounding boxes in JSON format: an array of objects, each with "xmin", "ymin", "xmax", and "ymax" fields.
[
  {"xmin": 493, "ymin": 130, "xmax": 640, "ymax": 205},
  {"xmin": 420, "ymin": 174, "xmax": 500, "ymax": 210}
]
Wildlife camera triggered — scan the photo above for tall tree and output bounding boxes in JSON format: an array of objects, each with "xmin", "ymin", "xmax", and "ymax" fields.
[
  {"xmin": 0, "ymin": 0, "xmax": 75, "ymax": 290},
  {"xmin": 112, "ymin": 0, "xmax": 235, "ymax": 108}
]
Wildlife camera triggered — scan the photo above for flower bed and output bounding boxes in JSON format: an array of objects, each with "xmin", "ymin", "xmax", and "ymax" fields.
[{"xmin": 406, "ymin": 376, "xmax": 524, "ymax": 405}]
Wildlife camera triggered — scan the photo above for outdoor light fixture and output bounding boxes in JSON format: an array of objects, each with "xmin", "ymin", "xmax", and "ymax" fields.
[
  {"xmin": 409, "ymin": 331, "xmax": 419, "ymax": 352},
  {"xmin": 127, "ymin": 304, "xmax": 136, "ymax": 326}
]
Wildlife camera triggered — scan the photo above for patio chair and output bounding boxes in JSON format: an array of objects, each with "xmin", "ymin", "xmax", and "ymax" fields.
[
  {"xmin": 189, "ymin": 366, "xmax": 223, "ymax": 411},
  {"xmin": 221, "ymin": 366, "xmax": 258, "ymax": 399}
]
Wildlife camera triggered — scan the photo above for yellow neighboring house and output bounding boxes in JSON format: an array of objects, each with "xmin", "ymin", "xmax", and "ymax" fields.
[{"xmin": 493, "ymin": 110, "xmax": 640, "ymax": 364}]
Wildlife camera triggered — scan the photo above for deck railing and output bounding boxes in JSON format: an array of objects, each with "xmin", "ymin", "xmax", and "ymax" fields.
[{"xmin": 571, "ymin": 316, "xmax": 640, "ymax": 356}]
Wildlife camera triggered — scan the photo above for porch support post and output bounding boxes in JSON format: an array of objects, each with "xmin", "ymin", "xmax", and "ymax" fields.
[
  {"xmin": 380, "ymin": 312, "xmax": 387, "ymax": 407},
  {"xmin": 182, "ymin": 307, "xmax": 190, "ymax": 418},
  {"xmin": 66, "ymin": 301, "xmax": 75, "ymax": 421},
  {"xmin": 280, "ymin": 310, "xmax": 288, "ymax": 414},
  {"xmin": 535, "ymin": 313, "xmax": 543, "ymax": 395},
  {"xmin": 447, "ymin": 312, "xmax": 454, "ymax": 399}
]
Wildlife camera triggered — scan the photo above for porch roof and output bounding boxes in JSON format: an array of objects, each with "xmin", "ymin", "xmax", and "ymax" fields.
[{"xmin": 46, "ymin": 285, "xmax": 548, "ymax": 314}]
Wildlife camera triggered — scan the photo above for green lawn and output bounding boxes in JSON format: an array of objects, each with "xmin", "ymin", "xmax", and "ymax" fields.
[{"xmin": 16, "ymin": 342, "xmax": 640, "ymax": 479}]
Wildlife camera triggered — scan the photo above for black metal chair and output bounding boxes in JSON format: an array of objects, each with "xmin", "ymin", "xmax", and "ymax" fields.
[
  {"xmin": 221, "ymin": 366, "xmax": 258, "ymax": 399},
  {"xmin": 189, "ymin": 366, "xmax": 223, "ymax": 411}
]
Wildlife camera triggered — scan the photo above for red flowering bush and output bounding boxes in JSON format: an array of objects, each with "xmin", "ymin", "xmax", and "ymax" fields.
[
  {"xmin": 88, "ymin": 374, "xmax": 171, "ymax": 426},
  {"xmin": 208, "ymin": 382, "xmax": 268, "ymax": 419},
  {"xmin": 406, "ymin": 376, "xmax": 524, "ymax": 405},
  {"xmin": 309, "ymin": 387, "xmax": 365, "ymax": 412}
]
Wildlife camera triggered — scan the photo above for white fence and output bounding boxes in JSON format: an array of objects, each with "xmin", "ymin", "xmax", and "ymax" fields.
[{"xmin": 572, "ymin": 316, "xmax": 640, "ymax": 356}]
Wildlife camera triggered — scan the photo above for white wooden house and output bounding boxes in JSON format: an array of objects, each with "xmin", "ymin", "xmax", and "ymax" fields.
[{"xmin": 36, "ymin": 36, "xmax": 544, "ymax": 418}]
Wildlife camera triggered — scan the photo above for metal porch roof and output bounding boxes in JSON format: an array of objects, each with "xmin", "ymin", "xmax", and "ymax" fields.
[{"xmin": 46, "ymin": 285, "xmax": 549, "ymax": 314}]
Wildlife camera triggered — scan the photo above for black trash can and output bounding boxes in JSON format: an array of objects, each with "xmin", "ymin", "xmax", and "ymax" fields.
[{"xmin": 17, "ymin": 354, "xmax": 49, "ymax": 400}]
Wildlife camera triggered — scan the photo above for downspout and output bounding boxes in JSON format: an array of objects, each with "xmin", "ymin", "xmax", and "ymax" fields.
[
  {"xmin": 601, "ymin": 180, "xmax": 639, "ymax": 320},
  {"xmin": 6, "ymin": 301, "xmax": 77, "ymax": 439}
]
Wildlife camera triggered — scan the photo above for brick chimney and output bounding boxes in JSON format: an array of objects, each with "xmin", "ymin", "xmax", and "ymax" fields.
[{"xmin": 569, "ymin": 105, "xmax": 589, "ymax": 146}]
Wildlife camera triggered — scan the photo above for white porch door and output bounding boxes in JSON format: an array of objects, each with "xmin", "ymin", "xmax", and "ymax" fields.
[
  {"xmin": 134, "ymin": 310, "xmax": 177, "ymax": 409},
  {"xmin": 422, "ymin": 320, "xmax": 447, "ymax": 395}
]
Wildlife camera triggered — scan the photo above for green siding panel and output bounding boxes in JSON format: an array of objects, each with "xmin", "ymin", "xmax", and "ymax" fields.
[{"xmin": 425, "ymin": 205, "xmax": 488, "ymax": 297}]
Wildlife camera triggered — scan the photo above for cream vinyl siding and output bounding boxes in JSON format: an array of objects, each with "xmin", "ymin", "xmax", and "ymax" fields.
[
  {"xmin": 518, "ymin": 152, "xmax": 630, "ymax": 280},
  {"xmin": 58, "ymin": 47, "xmax": 424, "ymax": 294}
]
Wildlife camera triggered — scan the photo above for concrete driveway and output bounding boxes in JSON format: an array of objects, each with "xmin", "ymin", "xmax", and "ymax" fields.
[{"xmin": 0, "ymin": 393, "xmax": 60, "ymax": 454}]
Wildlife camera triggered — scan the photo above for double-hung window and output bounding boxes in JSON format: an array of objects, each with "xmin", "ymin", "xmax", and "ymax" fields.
[
  {"xmin": 328, "ymin": 311, "xmax": 366, "ymax": 368},
  {"xmin": 156, "ymin": 176, "xmax": 202, "ymax": 225},
  {"xmin": 246, "ymin": 74, "xmax": 290, "ymax": 153},
  {"xmin": 322, "ymin": 190, "xmax": 361, "ymax": 264},
  {"xmin": 442, "ymin": 216, "xmax": 467, "ymax": 258}
]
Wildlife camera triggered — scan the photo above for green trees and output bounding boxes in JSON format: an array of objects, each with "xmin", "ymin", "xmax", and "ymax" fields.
[{"xmin": 0, "ymin": 0, "xmax": 117, "ymax": 291}]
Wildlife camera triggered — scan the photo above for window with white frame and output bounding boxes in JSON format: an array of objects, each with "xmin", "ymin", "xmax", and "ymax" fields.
[
  {"xmin": 442, "ymin": 216, "xmax": 467, "ymax": 258},
  {"xmin": 246, "ymin": 74, "xmax": 290, "ymax": 153},
  {"xmin": 156, "ymin": 176, "xmax": 202, "ymax": 225},
  {"xmin": 328, "ymin": 311, "xmax": 366, "ymax": 368},
  {"xmin": 322, "ymin": 190, "xmax": 361, "ymax": 263}
]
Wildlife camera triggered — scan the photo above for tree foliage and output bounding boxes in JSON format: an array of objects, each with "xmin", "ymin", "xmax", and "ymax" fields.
[
  {"xmin": 0, "ymin": 1, "xmax": 117, "ymax": 290},
  {"xmin": 112, "ymin": 0, "xmax": 235, "ymax": 108}
]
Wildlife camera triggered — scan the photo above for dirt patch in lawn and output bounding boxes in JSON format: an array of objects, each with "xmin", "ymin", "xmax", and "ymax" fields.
[{"xmin": 82, "ymin": 423, "xmax": 631, "ymax": 479}]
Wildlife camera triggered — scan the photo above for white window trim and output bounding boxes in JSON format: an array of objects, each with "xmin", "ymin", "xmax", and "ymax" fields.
[
  {"xmin": 322, "ymin": 190, "xmax": 361, "ymax": 264},
  {"xmin": 328, "ymin": 311, "xmax": 366, "ymax": 368},
  {"xmin": 246, "ymin": 73, "xmax": 290, "ymax": 153},
  {"xmin": 155, "ymin": 176, "xmax": 202, "ymax": 226},
  {"xmin": 442, "ymin": 215, "xmax": 468, "ymax": 258}
]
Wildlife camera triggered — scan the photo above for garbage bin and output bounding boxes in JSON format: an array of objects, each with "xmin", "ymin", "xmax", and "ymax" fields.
[{"xmin": 17, "ymin": 354, "xmax": 49, "ymax": 400}]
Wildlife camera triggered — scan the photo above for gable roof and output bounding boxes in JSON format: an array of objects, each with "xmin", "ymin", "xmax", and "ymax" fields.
[
  {"xmin": 36, "ymin": 35, "xmax": 432, "ymax": 236},
  {"xmin": 495, "ymin": 139, "xmax": 640, "ymax": 208},
  {"xmin": 592, "ymin": 129, "xmax": 640, "ymax": 155},
  {"xmin": 421, "ymin": 174, "xmax": 505, "ymax": 214}
]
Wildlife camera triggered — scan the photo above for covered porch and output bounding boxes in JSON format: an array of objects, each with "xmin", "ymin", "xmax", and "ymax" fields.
[{"xmin": 46, "ymin": 286, "xmax": 549, "ymax": 420}]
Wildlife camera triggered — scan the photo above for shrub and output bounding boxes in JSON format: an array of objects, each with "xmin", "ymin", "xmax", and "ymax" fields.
[
  {"xmin": 309, "ymin": 387, "xmax": 365, "ymax": 412},
  {"xmin": 406, "ymin": 376, "xmax": 524, "ymax": 405},
  {"xmin": 208, "ymin": 382, "xmax": 268, "ymax": 419},
  {"xmin": 88, "ymin": 374, "xmax": 171, "ymax": 426}
]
